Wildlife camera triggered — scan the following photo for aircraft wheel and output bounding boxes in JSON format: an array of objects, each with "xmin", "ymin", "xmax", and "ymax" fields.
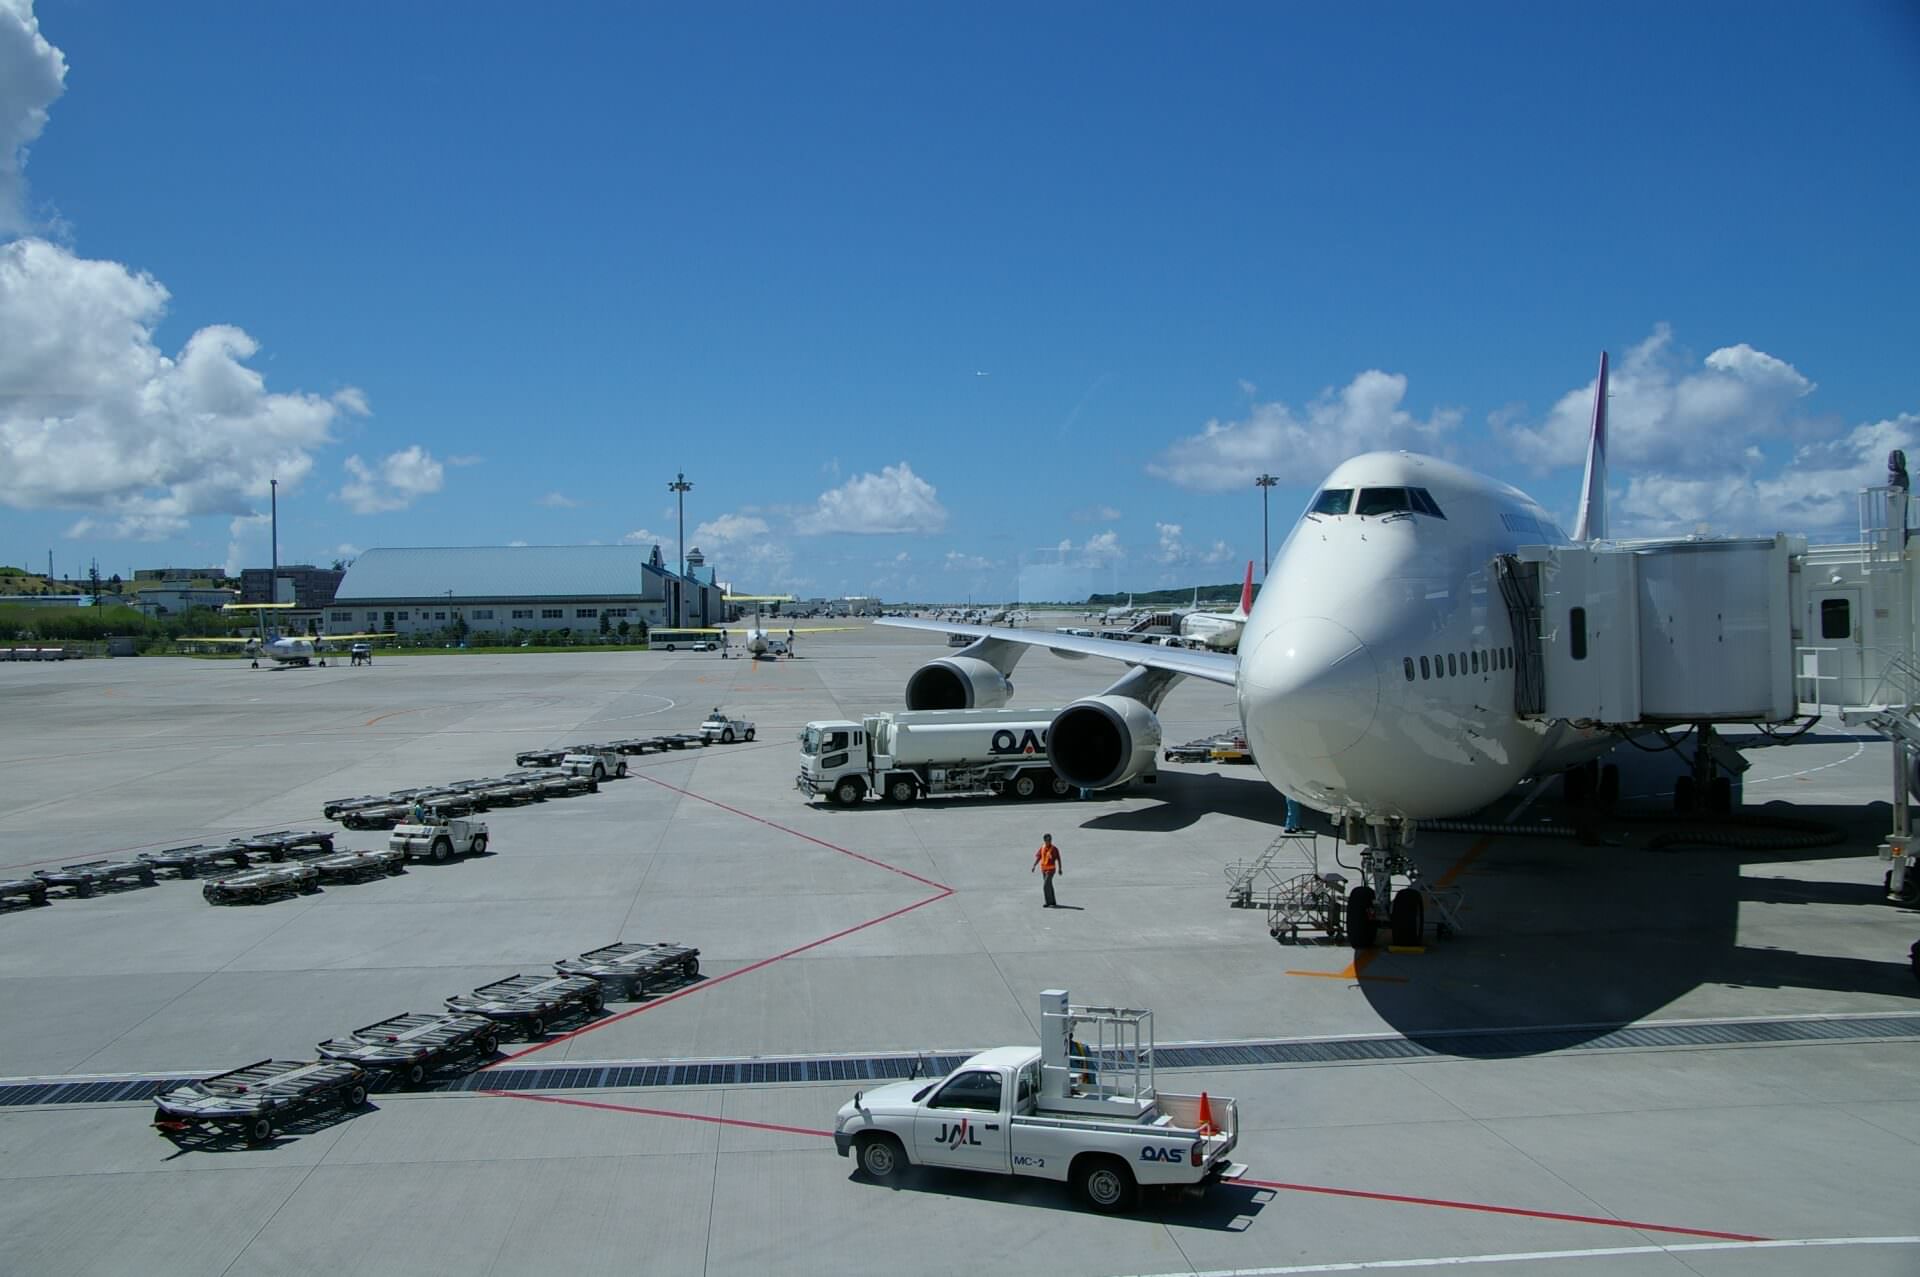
[
  {"xmin": 1910, "ymin": 939, "xmax": 1919, "ymax": 983},
  {"xmin": 318, "ymin": 659, "xmax": 326, "ymax": 667},
  {"xmin": 1390, "ymin": 889, "xmax": 1424, "ymax": 946},
  {"xmin": 1346, "ymin": 885, "xmax": 1378, "ymax": 949},
  {"xmin": 250, "ymin": 660, "xmax": 259, "ymax": 669}
]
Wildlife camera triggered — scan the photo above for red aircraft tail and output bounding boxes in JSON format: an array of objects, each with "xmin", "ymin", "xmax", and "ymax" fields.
[{"xmin": 1236, "ymin": 561, "xmax": 1255, "ymax": 619}]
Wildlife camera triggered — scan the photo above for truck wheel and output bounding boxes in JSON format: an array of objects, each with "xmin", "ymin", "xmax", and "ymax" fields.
[
  {"xmin": 681, "ymin": 956, "xmax": 700, "ymax": 980},
  {"xmin": 476, "ymin": 1032, "xmax": 499, "ymax": 1056},
  {"xmin": 524, "ymin": 1016, "xmax": 546, "ymax": 1040},
  {"xmin": 346, "ymin": 1081, "xmax": 369, "ymax": 1108},
  {"xmin": 405, "ymin": 1062, "xmax": 428, "ymax": 1087},
  {"xmin": 833, "ymin": 778, "xmax": 864, "ymax": 806},
  {"xmin": 744, "ymin": 728, "xmax": 755, "ymax": 741},
  {"xmin": 885, "ymin": 776, "xmax": 917, "ymax": 804},
  {"xmin": 855, "ymin": 1133, "xmax": 907, "ymax": 1182},
  {"xmin": 1011, "ymin": 773, "xmax": 1039, "ymax": 799},
  {"xmin": 469, "ymin": 834, "xmax": 489, "ymax": 856},
  {"xmin": 1047, "ymin": 773, "xmax": 1072, "ymax": 798},
  {"xmin": 591, "ymin": 763, "xmax": 605, "ymax": 782},
  {"xmin": 246, "ymin": 1116, "xmax": 275, "ymax": 1145},
  {"xmin": 616, "ymin": 761, "xmax": 628, "ymax": 778},
  {"xmin": 430, "ymin": 837, "xmax": 453, "ymax": 864},
  {"xmin": 1346, "ymin": 885, "xmax": 1377, "ymax": 949},
  {"xmin": 721, "ymin": 728, "xmax": 735, "ymax": 743},
  {"xmin": 1073, "ymin": 1156, "xmax": 1138, "ymax": 1212}
]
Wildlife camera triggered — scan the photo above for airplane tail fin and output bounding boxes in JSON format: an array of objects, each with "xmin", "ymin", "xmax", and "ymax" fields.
[
  {"xmin": 1235, "ymin": 561, "xmax": 1254, "ymax": 619},
  {"xmin": 1573, "ymin": 351, "xmax": 1608, "ymax": 542}
]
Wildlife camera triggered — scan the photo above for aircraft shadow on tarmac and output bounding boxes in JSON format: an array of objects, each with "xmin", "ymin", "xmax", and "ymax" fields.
[
  {"xmin": 1076, "ymin": 771, "xmax": 1290, "ymax": 833},
  {"xmin": 848, "ymin": 1167, "xmax": 1272, "ymax": 1230},
  {"xmin": 1356, "ymin": 799, "xmax": 1919, "ymax": 1055}
]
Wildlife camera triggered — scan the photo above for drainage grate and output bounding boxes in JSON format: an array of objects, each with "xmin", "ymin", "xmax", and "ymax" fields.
[{"xmin": 6, "ymin": 1013, "xmax": 1916, "ymax": 1109}]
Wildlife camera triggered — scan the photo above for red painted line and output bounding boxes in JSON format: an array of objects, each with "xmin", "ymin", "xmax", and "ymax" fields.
[
  {"xmin": 635, "ymin": 772, "xmax": 948, "ymax": 891},
  {"xmin": 1238, "ymin": 1178, "xmax": 1768, "ymax": 1242},
  {"xmin": 485, "ymin": 887, "xmax": 953, "ymax": 1065},
  {"xmin": 487, "ymin": 1089, "xmax": 833, "ymax": 1138}
]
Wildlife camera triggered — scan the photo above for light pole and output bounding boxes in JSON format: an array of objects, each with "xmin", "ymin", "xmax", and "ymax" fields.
[
  {"xmin": 269, "ymin": 477, "xmax": 278, "ymax": 604},
  {"xmin": 668, "ymin": 472, "xmax": 693, "ymax": 627},
  {"xmin": 1255, "ymin": 473, "xmax": 1278, "ymax": 578}
]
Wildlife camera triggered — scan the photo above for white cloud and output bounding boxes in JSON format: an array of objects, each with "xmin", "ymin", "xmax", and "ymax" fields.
[
  {"xmin": 1149, "ymin": 369, "xmax": 1462, "ymax": 491},
  {"xmin": 338, "ymin": 445, "xmax": 444, "ymax": 514},
  {"xmin": 1495, "ymin": 326, "xmax": 1819, "ymax": 479},
  {"xmin": 508, "ymin": 539, "xmax": 528, "ymax": 547},
  {"xmin": 0, "ymin": 239, "xmax": 363, "ymax": 537},
  {"xmin": 223, "ymin": 513, "xmax": 268, "ymax": 577},
  {"xmin": 1154, "ymin": 522, "xmax": 1184, "ymax": 563},
  {"xmin": 1200, "ymin": 540, "xmax": 1233, "ymax": 566},
  {"xmin": 0, "ymin": 0, "xmax": 66, "ymax": 236},
  {"xmin": 944, "ymin": 551, "xmax": 992, "ymax": 571},
  {"xmin": 1055, "ymin": 531, "xmax": 1124, "ymax": 567},
  {"xmin": 333, "ymin": 542, "xmax": 361, "ymax": 562},
  {"xmin": 536, "ymin": 491, "xmax": 580, "ymax": 508},
  {"xmin": 794, "ymin": 462, "xmax": 947, "ymax": 534}
]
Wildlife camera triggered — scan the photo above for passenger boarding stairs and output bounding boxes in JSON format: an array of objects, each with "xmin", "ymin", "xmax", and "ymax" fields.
[{"xmin": 1224, "ymin": 830, "xmax": 1353, "ymax": 942}]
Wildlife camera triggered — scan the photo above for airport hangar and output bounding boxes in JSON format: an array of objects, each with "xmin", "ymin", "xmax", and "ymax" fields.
[{"xmin": 325, "ymin": 544, "xmax": 727, "ymax": 640}]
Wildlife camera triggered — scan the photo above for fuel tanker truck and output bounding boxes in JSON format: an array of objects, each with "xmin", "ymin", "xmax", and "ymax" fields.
[{"xmin": 796, "ymin": 707, "xmax": 1150, "ymax": 805}]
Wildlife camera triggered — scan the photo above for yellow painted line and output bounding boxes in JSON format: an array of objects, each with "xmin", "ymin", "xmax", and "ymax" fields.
[
  {"xmin": 1284, "ymin": 949, "xmax": 1408, "ymax": 984},
  {"xmin": 1434, "ymin": 833, "xmax": 1492, "ymax": 888}
]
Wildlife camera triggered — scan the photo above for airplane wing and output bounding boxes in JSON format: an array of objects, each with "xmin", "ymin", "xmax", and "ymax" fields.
[
  {"xmin": 222, "ymin": 602, "xmax": 298, "ymax": 611},
  {"xmin": 316, "ymin": 632, "xmax": 397, "ymax": 644},
  {"xmin": 187, "ymin": 636, "xmax": 260, "ymax": 645},
  {"xmin": 875, "ymin": 617, "xmax": 1237, "ymax": 686}
]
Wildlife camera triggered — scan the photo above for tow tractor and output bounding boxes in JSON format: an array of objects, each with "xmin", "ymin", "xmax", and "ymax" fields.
[
  {"xmin": 560, "ymin": 748, "xmax": 628, "ymax": 782},
  {"xmin": 834, "ymin": 990, "xmax": 1243, "ymax": 1212},
  {"xmin": 446, "ymin": 974, "xmax": 603, "ymax": 1039},
  {"xmin": 554, "ymin": 942, "xmax": 701, "ymax": 999},
  {"xmin": 318, "ymin": 1012, "xmax": 499, "ymax": 1084},
  {"xmin": 153, "ymin": 1059, "xmax": 369, "ymax": 1144},
  {"xmin": 700, "ymin": 709, "xmax": 756, "ymax": 743},
  {"xmin": 389, "ymin": 817, "xmax": 490, "ymax": 864}
]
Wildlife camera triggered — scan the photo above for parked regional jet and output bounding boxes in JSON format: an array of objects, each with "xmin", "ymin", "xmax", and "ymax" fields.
[
  {"xmin": 1178, "ymin": 562, "xmax": 1257, "ymax": 651},
  {"xmin": 880, "ymin": 353, "xmax": 1629, "ymax": 946}
]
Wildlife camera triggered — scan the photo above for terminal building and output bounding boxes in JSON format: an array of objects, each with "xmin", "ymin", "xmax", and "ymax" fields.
[
  {"xmin": 240, "ymin": 564, "xmax": 344, "ymax": 609},
  {"xmin": 328, "ymin": 544, "xmax": 724, "ymax": 639}
]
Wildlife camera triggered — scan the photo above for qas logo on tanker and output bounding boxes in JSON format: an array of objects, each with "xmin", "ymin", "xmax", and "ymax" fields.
[{"xmin": 988, "ymin": 728, "xmax": 1047, "ymax": 757}]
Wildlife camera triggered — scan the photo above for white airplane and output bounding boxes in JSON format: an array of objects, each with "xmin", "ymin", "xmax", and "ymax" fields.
[
  {"xmin": 881, "ymin": 353, "xmax": 1628, "ymax": 946},
  {"xmin": 678, "ymin": 595, "xmax": 857, "ymax": 659},
  {"xmin": 1178, "ymin": 562, "xmax": 1257, "ymax": 651},
  {"xmin": 1098, "ymin": 594, "xmax": 1136, "ymax": 623},
  {"xmin": 198, "ymin": 603, "xmax": 393, "ymax": 667}
]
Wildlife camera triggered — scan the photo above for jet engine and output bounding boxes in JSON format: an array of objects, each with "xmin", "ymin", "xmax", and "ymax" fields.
[
  {"xmin": 1046, "ymin": 694, "xmax": 1162, "ymax": 790},
  {"xmin": 905, "ymin": 656, "xmax": 1014, "ymax": 710}
]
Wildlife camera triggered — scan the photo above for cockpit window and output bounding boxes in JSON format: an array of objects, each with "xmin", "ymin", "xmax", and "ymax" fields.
[
  {"xmin": 1355, "ymin": 487, "xmax": 1412, "ymax": 516},
  {"xmin": 1410, "ymin": 487, "xmax": 1446, "ymax": 518},
  {"xmin": 1310, "ymin": 488, "xmax": 1353, "ymax": 516}
]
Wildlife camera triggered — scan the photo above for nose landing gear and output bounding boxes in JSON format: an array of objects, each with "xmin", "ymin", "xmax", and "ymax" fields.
[{"xmin": 1340, "ymin": 816, "xmax": 1462, "ymax": 949}]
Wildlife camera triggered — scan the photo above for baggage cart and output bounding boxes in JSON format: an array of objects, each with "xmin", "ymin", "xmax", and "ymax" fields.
[
  {"xmin": 309, "ymin": 847, "xmax": 406, "ymax": 883},
  {"xmin": 153, "ymin": 1059, "xmax": 369, "ymax": 1144},
  {"xmin": 33, "ymin": 858, "xmax": 157, "ymax": 898},
  {"xmin": 322, "ymin": 794, "xmax": 395, "ymax": 820},
  {"xmin": 515, "ymin": 745, "xmax": 590, "ymax": 767},
  {"xmin": 554, "ymin": 942, "xmax": 702, "ymax": 999},
  {"xmin": 317, "ymin": 1012, "xmax": 499, "ymax": 1084},
  {"xmin": 202, "ymin": 862, "xmax": 320, "ymax": 904},
  {"xmin": 1, "ymin": 877, "xmax": 50, "ymax": 907},
  {"xmin": 139, "ymin": 842, "xmax": 253, "ymax": 879},
  {"xmin": 446, "ymin": 974, "xmax": 604, "ymax": 1039},
  {"xmin": 231, "ymin": 830, "xmax": 336, "ymax": 861}
]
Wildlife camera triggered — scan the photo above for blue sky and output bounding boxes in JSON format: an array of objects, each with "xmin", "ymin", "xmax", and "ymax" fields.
[{"xmin": 3, "ymin": 1, "xmax": 1917, "ymax": 601}]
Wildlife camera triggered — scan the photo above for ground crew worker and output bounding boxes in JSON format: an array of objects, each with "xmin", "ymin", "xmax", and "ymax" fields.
[{"xmin": 1032, "ymin": 833, "xmax": 1063, "ymax": 908}]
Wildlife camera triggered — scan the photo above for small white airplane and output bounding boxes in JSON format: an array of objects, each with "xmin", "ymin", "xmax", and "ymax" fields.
[
  {"xmin": 881, "ymin": 353, "xmax": 1652, "ymax": 945},
  {"xmin": 665, "ymin": 595, "xmax": 857, "ymax": 659},
  {"xmin": 198, "ymin": 603, "xmax": 392, "ymax": 668},
  {"xmin": 1178, "ymin": 562, "xmax": 1257, "ymax": 651}
]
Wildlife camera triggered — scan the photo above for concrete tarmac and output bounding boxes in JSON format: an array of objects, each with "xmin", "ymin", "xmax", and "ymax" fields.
[{"xmin": 1, "ymin": 625, "xmax": 1916, "ymax": 1275}]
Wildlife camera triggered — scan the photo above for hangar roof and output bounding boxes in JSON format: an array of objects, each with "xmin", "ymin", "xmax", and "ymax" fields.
[{"xmin": 335, "ymin": 546, "xmax": 671, "ymax": 603}]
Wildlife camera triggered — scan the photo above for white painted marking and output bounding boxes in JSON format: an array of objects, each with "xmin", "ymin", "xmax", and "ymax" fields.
[
  {"xmin": 1745, "ymin": 738, "xmax": 1868, "ymax": 786},
  {"xmin": 1107, "ymin": 1235, "xmax": 1920, "ymax": 1275}
]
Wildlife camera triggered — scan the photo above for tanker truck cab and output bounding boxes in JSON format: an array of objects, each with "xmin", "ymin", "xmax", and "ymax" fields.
[
  {"xmin": 798, "ymin": 720, "xmax": 867, "ymax": 804},
  {"xmin": 834, "ymin": 990, "xmax": 1243, "ymax": 1212}
]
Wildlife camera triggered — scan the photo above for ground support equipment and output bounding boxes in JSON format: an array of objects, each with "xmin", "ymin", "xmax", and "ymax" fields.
[
  {"xmin": 606, "ymin": 737, "xmax": 668, "ymax": 755},
  {"xmin": 322, "ymin": 795, "xmax": 394, "ymax": 821},
  {"xmin": 139, "ymin": 842, "xmax": 253, "ymax": 879},
  {"xmin": 1264, "ymin": 873, "xmax": 1351, "ymax": 943},
  {"xmin": 446, "ymin": 974, "xmax": 604, "ymax": 1039},
  {"xmin": 659, "ymin": 734, "xmax": 709, "ymax": 750},
  {"xmin": 33, "ymin": 859, "xmax": 157, "ymax": 898},
  {"xmin": 153, "ymin": 1059, "xmax": 368, "ymax": 1144},
  {"xmin": 337, "ymin": 801, "xmax": 412, "ymax": 830},
  {"xmin": 514, "ymin": 746, "xmax": 589, "ymax": 767},
  {"xmin": 202, "ymin": 862, "xmax": 320, "ymax": 904},
  {"xmin": 554, "ymin": 942, "xmax": 702, "ymax": 999},
  {"xmin": 318, "ymin": 1012, "xmax": 498, "ymax": 1084},
  {"xmin": 0, "ymin": 877, "xmax": 50, "ymax": 907},
  {"xmin": 232, "ymin": 830, "xmax": 336, "ymax": 862},
  {"xmin": 310, "ymin": 848, "xmax": 406, "ymax": 883}
]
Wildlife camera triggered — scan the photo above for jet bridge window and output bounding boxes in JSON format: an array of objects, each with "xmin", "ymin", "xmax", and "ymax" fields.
[
  {"xmin": 1819, "ymin": 597, "xmax": 1852, "ymax": 640},
  {"xmin": 930, "ymin": 1070, "xmax": 1004, "ymax": 1112},
  {"xmin": 1310, "ymin": 488, "xmax": 1353, "ymax": 516}
]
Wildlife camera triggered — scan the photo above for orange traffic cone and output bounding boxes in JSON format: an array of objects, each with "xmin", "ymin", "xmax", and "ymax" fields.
[{"xmin": 1196, "ymin": 1091, "xmax": 1216, "ymax": 1136}]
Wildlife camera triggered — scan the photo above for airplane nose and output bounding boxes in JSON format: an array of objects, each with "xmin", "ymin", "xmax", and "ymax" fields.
[{"xmin": 1239, "ymin": 616, "xmax": 1379, "ymax": 758}]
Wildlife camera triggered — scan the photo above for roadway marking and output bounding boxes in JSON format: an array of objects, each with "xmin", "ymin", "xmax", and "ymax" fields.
[
  {"xmin": 483, "ymin": 772, "xmax": 956, "ymax": 1066},
  {"xmin": 486, "ymin": 1091, "xmax": 1781, "ymax": 1245},
  {"xmin": 1107, "ymin": 1236, "xmax": 1920, "ymax": 1275},
  {"xmin": 364, "ymin": 706, "xmax": 430, "ymax": 726}
]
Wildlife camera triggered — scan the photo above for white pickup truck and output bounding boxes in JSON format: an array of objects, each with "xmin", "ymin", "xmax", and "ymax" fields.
[{"xmin": 833, "ymin": 991, "xmax": 1242, "ymax": 1212}]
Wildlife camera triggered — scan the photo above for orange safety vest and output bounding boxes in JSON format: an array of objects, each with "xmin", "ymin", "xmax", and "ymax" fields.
[{"xmin": 1034, "ymin": 844, "xmax": 1059, "ymax": 872}]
